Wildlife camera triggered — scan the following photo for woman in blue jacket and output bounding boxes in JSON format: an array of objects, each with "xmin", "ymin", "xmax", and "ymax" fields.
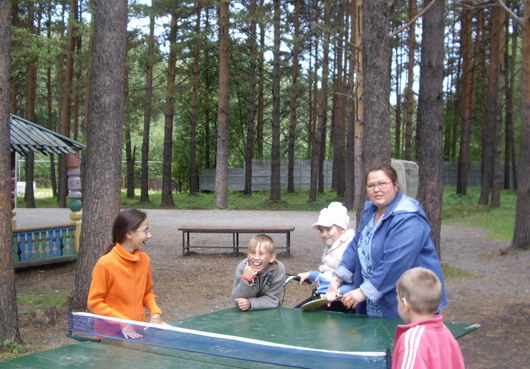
[{"xmin": 327, "ymin": 163, "xmax": 447, "ymax": 318}]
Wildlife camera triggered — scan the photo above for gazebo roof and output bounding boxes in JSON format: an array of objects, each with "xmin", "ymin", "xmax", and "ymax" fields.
[{"xmin": 10, "ymin": 114, "xmax": 86, "ymax": 156}]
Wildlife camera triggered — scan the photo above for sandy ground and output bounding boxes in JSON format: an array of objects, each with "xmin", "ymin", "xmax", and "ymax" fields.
[{"xmin": 6, "ymin": 208, "xmax": 530, "ymax": 368}]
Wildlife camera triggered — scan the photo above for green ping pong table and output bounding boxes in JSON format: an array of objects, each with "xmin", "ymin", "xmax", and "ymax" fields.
[{"xmin": 0, "ymin": 308, "xmax": 479, "ymax": 369}]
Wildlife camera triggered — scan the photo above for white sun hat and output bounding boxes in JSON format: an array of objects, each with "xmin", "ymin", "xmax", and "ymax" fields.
[{"xmin": 312, "ymin": 202, "xmax": 350, "ymax": 230}]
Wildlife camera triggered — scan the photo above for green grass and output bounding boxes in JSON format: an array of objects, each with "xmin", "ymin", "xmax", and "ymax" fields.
[
  {"xmin": 19, "ymin": 189, "xmax": 344, "ymax": 212},
  {"xmin": 16, "ymin": 291, "xmax": 71, "ymax": 313},
  {"xmin": 441, "ymin": 262, "xmax": 476, "ymax": 280},
  {"xmin": 442, "ymin": 187, "xmax": 516, "ymax": 241},
  {"xmin": 18, "ymin": 186, "xmax": 516, "ymax": 241}
]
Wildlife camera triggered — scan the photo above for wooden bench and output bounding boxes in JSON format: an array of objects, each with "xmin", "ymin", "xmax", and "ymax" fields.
[{"xmin": 178, "ymin": 225, "xmax": 295, "ymax": 255}]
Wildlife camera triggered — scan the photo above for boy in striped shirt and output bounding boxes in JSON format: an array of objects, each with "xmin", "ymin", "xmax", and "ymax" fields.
[{"xmin": 392, "ymin": 267, "xmax": 465, "ymax": 369}]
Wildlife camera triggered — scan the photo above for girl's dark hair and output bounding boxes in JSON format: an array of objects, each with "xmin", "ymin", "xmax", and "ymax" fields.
[
  {"xmin": 105, "ymin": 209, "xmax": 147, "ymax": 254},
  {"xmin": 364, "ymin": 162, "xmax": 399, "ymax": 185}
]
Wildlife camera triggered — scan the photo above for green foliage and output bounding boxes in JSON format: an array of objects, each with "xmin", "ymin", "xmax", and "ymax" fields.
[
  {"xmin": 17, "ymin": 291, "xmax": 71, "ymax": 314},
  {"xmin": 442, "ymin": 187, "xmax": 516, "ymax": 241},
  {"xmin": 1, "ymin": 339, "xmax": 24, "ymax": 355},
  {"xmin": 441, "ymin": 263, "xmax": 476, "ymax": 280},
  {"xmin": 18, "ymin": 186, "xmax": 516, "ymax": 242}
]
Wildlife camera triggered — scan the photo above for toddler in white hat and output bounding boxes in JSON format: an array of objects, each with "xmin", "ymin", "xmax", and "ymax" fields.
[{"xmin": 295, "ymin": 202, "xmax": 355, "ymax": 312}]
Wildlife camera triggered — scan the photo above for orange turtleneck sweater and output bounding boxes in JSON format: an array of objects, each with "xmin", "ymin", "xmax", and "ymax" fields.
[{"xmin": 87, "ymin": 243, "xmax": 162, "ymax": 322}]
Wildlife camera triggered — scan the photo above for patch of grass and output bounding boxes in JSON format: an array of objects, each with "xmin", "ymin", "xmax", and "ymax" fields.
[
  {"xmin": 19, "ymin": 186, "xmax": 517, "ymax": 241},
  {"xmin": 441, "ymin": 263, "xmax": 476, "ymax": 280},
  {"xmin": 442, "ymin": 187, "xmax": 515, "ymax": 241},
  {"xmin": 0, "ymin": 339, "xmax": 25, "ymax": 361},
  {"xmin": 19, "ymin": 188, "xmax": 342, "ymax": 211},
  {"xmin": 17, "ymin": 291, "xmax": 71, "ymax": 313}
]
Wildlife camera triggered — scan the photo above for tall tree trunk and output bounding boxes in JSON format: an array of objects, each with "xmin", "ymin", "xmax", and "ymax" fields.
[
  {"xmin": 70, "ymin": 0, "xmax": 127, "ymax": 309},
  {"xmin": 190, "ymin": 6, "xmax": 201, "ymax": 196},
  {"xmin": 457, "ymin": 2, "xmax": 474, "ymax": 195},
  {"xmin": 403, "ymin": 0, "xmax": 416, "ymax": 161},
  {"xmin": 512, "ymin": 0, "xmax": 530, "ymax": 249},
  {"xmin": 270, "ymin": 0, "xmax": 282, "ymax": 201},
  {"xmin": 256, "ymin": 0, "xmax": 265, "ymax": 160},
  {"xmin": 504, "ymin": 14, "xmax": 516, "ymax": 189},
  {"xmin": 287, "ymin": 0, "xmax": 300, "ymax": 194},
  {"xmin": 479, "ymin": 6, "xmax": 505, "ymax": 207},
  {"xmin": 490, "ymin": 8, "xmax": 506, "ymax": 209},
  {"xmin": 59, "ymin": 0, "xmax": 78, "ymax": 208},
  {"xmin": 357, "ymin": 0, "xmax": 391, "ymax": 221},
  {"xmin": 124, "ymin": 66, "xmax": 135, "ymax": 198},
  {"xmin": 309, "ymin": 4, "xmax": 322, "ymax": 202},
  {"xmin": 416, "ymin": 0, "xmax": 445, "ymax": 256},
  {"xmin": 244, "ymin": 0, "xmax": 258, "ymax": 195},
  {"xmin": 353, "ymin": 0, "xmax": 364, "ymax": 211},
  {"xmin": 161, "ymin": 13, "xmax": 178, "ymax": 207},
  {"xmin": 394, "ymin": 45, "xmax": 402, "ymax": 158},
  {"xmin": 46, "ymin": 6, "xmax": 57, "ymax": 198},
  {"xmin": 332, "ymin": 1, "xmax": 346, "ymax": 198},
  {"xmin": 24, "ymin": 2, "xmax": 37, "ymax": 208},
  {"xmin": 345, "ymin": 0, "xmax": 360, "ymax": 210},
  {"xmin": 141, "ymin": 12, "xmax": 156, "ymax": 202},
  {"xmin": 215, "ymin": 0, "xmax": 230, "ymax": 208},
  {"xmin": 0, "ymin": 0, "xmax": 21, "ymax": 345}
]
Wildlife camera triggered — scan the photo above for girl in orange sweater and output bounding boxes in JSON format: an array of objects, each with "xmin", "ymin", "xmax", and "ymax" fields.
[{"xmin": 87, "ymin": 209, "xmax": 166, "ymax": 339}]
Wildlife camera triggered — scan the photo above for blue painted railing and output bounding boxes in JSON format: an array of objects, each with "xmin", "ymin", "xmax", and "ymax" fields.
[{"xmin": 12, "ymin": 224, "xmax": 78, "ymax": 268}]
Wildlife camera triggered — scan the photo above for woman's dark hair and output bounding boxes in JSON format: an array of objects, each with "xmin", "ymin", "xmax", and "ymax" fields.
[
  {"xmin": 106, "ymin": 209, "xmax": 147, "ymax": 253},
  {"xmin": 364, "ymin": 163, "xmax": 399, "ymax": 185}
]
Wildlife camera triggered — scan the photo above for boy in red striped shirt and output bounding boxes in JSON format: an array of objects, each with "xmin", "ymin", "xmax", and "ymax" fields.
[{"xmin": 392, "ymin": 267, "xmax": 465, "ymax": 369}]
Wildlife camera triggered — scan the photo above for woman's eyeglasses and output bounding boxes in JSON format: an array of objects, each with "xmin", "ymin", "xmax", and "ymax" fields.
[
  {"xmin": 366, "ymin": 181, "xmax": 392, "ymax": 191},
  {"xmin": 136, "ymin": 228, "xmax": 150, "ymax": 235}
]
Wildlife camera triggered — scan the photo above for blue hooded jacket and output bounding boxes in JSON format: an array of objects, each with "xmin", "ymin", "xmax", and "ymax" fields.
[{"xmin": 334, "ymin": 192, "xmax": 447, "ymax": 317}]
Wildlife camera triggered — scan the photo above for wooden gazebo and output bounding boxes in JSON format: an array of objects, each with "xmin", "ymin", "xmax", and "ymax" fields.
[{"xmin": 10, "ymin": 114, "xmax": 86, "ymax": 268}]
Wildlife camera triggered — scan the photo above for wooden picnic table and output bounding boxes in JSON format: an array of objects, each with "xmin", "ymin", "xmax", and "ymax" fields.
[{"xmin": 178, "ymin": 225, "xmax": 295, "ymax": 255}]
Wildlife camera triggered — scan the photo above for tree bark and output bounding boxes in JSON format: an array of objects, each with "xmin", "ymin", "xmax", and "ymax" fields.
[
  {"xmin": 270, "ymin": 0, "xmax": 282, "ymax": 201},
  {"xmin": 161, "ymin": 12, "xmax": 178, "ymax": 207},
  {"xmin": 141, "ymin": 11, "xmax": 156, "ymax": 202},
  {"xmin": 256, "ymin": 0, "xmax": 265, "ymax": 160},
  {"xmin": 0, "ymin": 0, "xmax": 22, "ymax": 345},
  {"xmin": 287, "ymin": 0, "xmax": 300, "ymax": 194},
  {"xmin": 70, "ymin": 0, "xmax": 127, "ymax": 309},
  {"xmin": 24, "ymin": 2, "xmax": 37, "ymax": 209},
  {"xmin": 59, "ymin": 0, "xmax": 78, "ymax": 208},
  {"xmin": 416, "ymin": 0, "xmax": 445, "ymax": 256},
  {"xmin": 345, "ymin": 0, "xmax": 360, "ymax": 210},
  {"xmin": 356, "ymin": 0, "xmax": 391, "ymax": 221},
  {"xmin": 332, "ymin": 1, "xmax": 346, "ymax": 198},
  {"xmin": 457, "ymin": 2, "xmax": 474, "ymax": 195},
  {"xmin": 512, "ymin": 0, "xmax": 530, "ymax": 249},
  {"xmin": 504, "ymin": 14, "xmax": 516, "ymax": 189},
  {"xmin": 244, "ymin": 0, "xmax": 258, "ymax": 195},
  {"xmin": 215, "ymin": 0, "xmax": 230, "ymax": 208},
  {"xmin": 404, "ymin": 0, "xmax": 416, "ymax": 161},
  {"xmin": 479, "ymin": 7, "xmax": 506, "ymax": 207},
  {"xmin": 189, "ymin": 6, "xmax": 201, "ymax": 196}
]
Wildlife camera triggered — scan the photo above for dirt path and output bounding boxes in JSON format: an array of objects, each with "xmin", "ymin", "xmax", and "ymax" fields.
[{"xmin": 7, "ymin": 208, "xmax": 530, "ymax": 368}]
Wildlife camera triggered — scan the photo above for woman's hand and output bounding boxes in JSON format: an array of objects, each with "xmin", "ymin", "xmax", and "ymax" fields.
[
  {"xmin": 235, "ymin": 298, "xmax": 251, "ymax": 311},
  {"xmin": 297, "ymin": 272, "xmax": 311, "ymax": 284},
  {"xmin": 341, "ymin": 288, "xmax": 366, "ymax": 309},
  {"xmin": 122, "ymin": 324, "xmax": 143, "ymax": 339}
]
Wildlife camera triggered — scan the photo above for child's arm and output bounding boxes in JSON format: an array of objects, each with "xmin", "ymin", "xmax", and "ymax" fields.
[
  {"xmin": 247, "ymin": 262, "xmax": 286, "ymax": 310},
  {"xmin": 231, "ymin": 259, "xmax": 255, "ymax": 306}
]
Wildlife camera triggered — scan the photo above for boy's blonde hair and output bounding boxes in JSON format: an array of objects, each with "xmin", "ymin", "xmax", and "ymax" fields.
[
  {"xmin": 248, "ymin": 234, "xmax": 275, "ymax": 255},
  {"xmin": 396, "ymin": 267, "xmax": 441, "ymax": 315}
]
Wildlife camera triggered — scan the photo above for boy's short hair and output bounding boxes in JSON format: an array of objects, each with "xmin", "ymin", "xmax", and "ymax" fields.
[
  {"xmin": 248, "ymin": 234, "xmax": 275, "ymax": 254},
  {"xmin": 396, "ymin": 267, "xmax": 442, "ymax": 315}
]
